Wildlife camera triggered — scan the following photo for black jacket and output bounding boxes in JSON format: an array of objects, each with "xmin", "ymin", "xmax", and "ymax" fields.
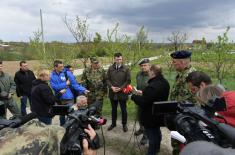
[
  {"xmin": 14, "ymin": 69, "xmax": 36, "ymax": 96},
  {"xmin": 31, "ymin": 79, "xmax": 58, "ymax": 117},
  {"xmin": 131, "ymin": 74, "xmax": 170, "ymax": 128}
]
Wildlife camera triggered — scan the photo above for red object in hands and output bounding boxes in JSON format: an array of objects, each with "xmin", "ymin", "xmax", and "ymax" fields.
[{"xmin": 123, "ymin": 85, "xmax": 133, "ymax": 94}]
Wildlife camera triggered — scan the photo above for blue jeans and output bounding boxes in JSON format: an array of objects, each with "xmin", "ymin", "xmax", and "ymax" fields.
[
  {"xmin": 60, "ymin": 115, "xmax": 66, "ymax": 126},
  {"xmin": 146, "ymin": 127, "xmax": 162, "ymax": 155},
  {"xmin": 20, "ymin": 95, "xmax": 31, "ymax": 116},
  {"xmin": 38, "ymin": 116, "xmax": 52, "ymax": 125}
]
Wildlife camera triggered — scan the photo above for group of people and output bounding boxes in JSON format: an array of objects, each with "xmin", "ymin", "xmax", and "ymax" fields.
[{"xmin": 0, "ymin": 50, "xmax": 235, "ymax": 155}]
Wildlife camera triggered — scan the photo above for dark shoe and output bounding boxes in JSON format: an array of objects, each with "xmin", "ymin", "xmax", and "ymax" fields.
[
  {"xmin": 134, "ymin": 129, "xmax": 143, "ymax": 136},
  {"xmin": 107, "ymin": 124, "xmax": 116, "ymax": 131},
  {"xmin": 123, "ymin": 125, "xmax": 128, "ymax": 132},
  {"xmin": 140, "ymin": 135, "xmax": 148, "ymax": 145}
]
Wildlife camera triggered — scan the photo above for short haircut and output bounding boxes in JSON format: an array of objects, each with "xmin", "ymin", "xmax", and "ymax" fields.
[
  {"xmin": 150, "ymin": 64, "xmax": 162, "ymax": 76},
  {"xmin": 20, "ymin": 60, "xmax": 26, "ymax": 66},
  {"xmin": 37, "ymin": 68, "xmax": 50, "ymax": 78},
  {"xmin": 76, "ymin": 95, "xmax": 87, "ymax": 103},
  {"xmin": 54, "ymin": 60, "xmax": 63, "ymax": 67},
  {"xmin": 114, "ymin": 52, "xmax": 122, "ymax": 57},
  {"xmin": 186, "ymin": 71, "xmax": 212, "ymax": 87}
]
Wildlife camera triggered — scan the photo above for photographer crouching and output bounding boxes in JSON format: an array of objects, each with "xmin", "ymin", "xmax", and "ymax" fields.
[{"xmin": 131, "ymin": 64, "xmax": 170, "ymax": 155}]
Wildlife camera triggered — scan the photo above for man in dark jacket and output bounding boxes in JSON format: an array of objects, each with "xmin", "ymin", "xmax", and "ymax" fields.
[
  {"xmin": 107, "ymin": 53, "xmax": 131, "ymax": 132},
  {"xmin": 14, "ymin": 61, "xmax": 36, "ymax": 116},
  {"xmin": 31, "ymin": 69, "xmax": 59, "ymax": 124},
  {"xmin": 131, "ymin": 64, "xmax": 170, "ymax": 155}
]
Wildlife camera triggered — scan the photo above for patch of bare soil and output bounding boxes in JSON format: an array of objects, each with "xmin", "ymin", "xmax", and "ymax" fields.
[
  {"xmin": 3, "ymin": 60, "xmax": 40, "ymax": 76},
  {"xmin": 96, "ymin": 121, "xmax": 172, "ymax": 155}
]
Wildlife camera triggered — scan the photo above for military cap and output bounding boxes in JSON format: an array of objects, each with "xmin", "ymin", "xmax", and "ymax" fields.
[
  {"xmin": 139, "ymin": 58, "xmax": 150, "ymax": 65},
  {"xmin": 170, "ymin": 50, "xmax": 192, "ymax": 59},
  {"xmin": 90, "ymin": 57, "xmax": 99, "ymax": 63}
]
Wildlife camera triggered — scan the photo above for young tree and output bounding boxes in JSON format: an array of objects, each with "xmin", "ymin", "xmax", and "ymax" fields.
[
  {"xmin": 167, "ymin": 31, "xmax": 188, "ymax": 51},
  {"xmin": 193, "ymin": 27, "xmax": 235, "ymax": 83},
  {"xmin": 208, "ymin": 27, "xmax": 234, "ymax": 83},
  {"xmin": 29, "ymin": 31, "xmax": 76, "ymax": 68},
  {"xmin": 63, "ymin": 15, "xmax": 92, "ymax": 68},
  {"xmin": 106, "ymin": 23, "xmax": 152, "ymax": 69}
]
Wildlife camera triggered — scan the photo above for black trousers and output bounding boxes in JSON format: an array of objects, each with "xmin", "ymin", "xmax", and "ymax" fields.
[{"xmin": 110, "ymin": 99, "xmax": 127, "ymax": 126}]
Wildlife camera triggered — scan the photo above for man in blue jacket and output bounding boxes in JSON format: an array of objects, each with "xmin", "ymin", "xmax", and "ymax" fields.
[{"xmin": 50, "ymin": 60, "xmax": 89, "ymax": 125}]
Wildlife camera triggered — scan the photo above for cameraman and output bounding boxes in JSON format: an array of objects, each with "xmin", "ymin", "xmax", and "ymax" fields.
[{"xmin": 131, "ymin": 65, "xmax": 170, "ymax": 155}]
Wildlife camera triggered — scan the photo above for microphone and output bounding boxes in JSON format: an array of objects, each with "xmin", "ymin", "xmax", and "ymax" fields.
[{"xmin": 89, "ymin": 116, "xmax": 107, "ymax": 125}]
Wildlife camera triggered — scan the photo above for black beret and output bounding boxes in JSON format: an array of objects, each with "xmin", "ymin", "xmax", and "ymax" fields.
[
  {"xmin": 90, "ymin": 57, "xmax": 99, "ymax": 63},
  {"xmin": 170, "ymin": 50, "xmax": 192, "ymax": 59},
  {"xmin": 139, "ymin": 58, "xmax": 150, "ymax": 65}
]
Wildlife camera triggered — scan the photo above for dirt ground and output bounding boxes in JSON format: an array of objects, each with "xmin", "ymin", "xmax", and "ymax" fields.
[
  {"xmin": 2, "ymin": 60, "xmax": 40, "ymax": 76},
  {"xmin": 96, "ymin": 121, "xmax": 173, "ymax": 155}
]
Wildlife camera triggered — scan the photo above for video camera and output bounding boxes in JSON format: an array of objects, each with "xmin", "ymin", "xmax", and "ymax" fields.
[
  {"xmin": 0, "ymin": 101, "xmax": 106, "ymax": 155},
  {"xmin": 52, "ymin": 101, "xmax": 106, "ymax": 155},
  {"xmin": 152, "ymin": 97, "xmax": 235, "ymax": 148}
]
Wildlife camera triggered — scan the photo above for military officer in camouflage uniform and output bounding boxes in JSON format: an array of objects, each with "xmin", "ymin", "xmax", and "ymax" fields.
[
  {"xmin": 81, "ymin": 57, "xmax": 107, "ymax": 115},
  {"xmin": 170, "ymin": 50, "xmax": 196, "ymax": 102},
  {"xmin": 134, "ymin": 58, "xmax": 150, "ymax": 145},
  {"xmin": 169, "ymin": 50, "xmax": 196, "ymax": 155},
  {"xmin": 0, "ymin": 61, "xmax": 21, "ymax": 119}
]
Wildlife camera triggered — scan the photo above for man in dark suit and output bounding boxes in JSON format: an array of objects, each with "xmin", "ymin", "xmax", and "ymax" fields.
[{"xmin": 106, "ymin": 53, "xmax": 131, "ymax": 132}]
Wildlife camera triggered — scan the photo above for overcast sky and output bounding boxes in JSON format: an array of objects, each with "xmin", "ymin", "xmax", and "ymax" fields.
[{"xmin": 1, "ymin": 0, "xmax": 235, "ymax": 42}]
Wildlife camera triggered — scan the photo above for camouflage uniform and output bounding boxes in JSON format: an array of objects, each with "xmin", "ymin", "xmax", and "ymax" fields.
[
  {"xmin": 81, "ymin": 66, "xmax": 107, "ymax": 115},
  {"xmin": 0, "ymin": 72, "xmax": 21, "ymax": 119},
  {"xmin": 170, "ymin": 66, "xmax": 196, "ymax": 155},
  {"xmin": 0, "ymin": 120, "xmax": 65, "ymax": 155},
  {"xmin": 170, "ymin": 66, "xmax": 196, "ymax": 102}
]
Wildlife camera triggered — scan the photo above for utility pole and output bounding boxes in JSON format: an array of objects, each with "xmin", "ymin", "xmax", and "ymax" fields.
[{"xmin": 40, "ymin": 9, "xmax": 46, "ymax": 55}]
